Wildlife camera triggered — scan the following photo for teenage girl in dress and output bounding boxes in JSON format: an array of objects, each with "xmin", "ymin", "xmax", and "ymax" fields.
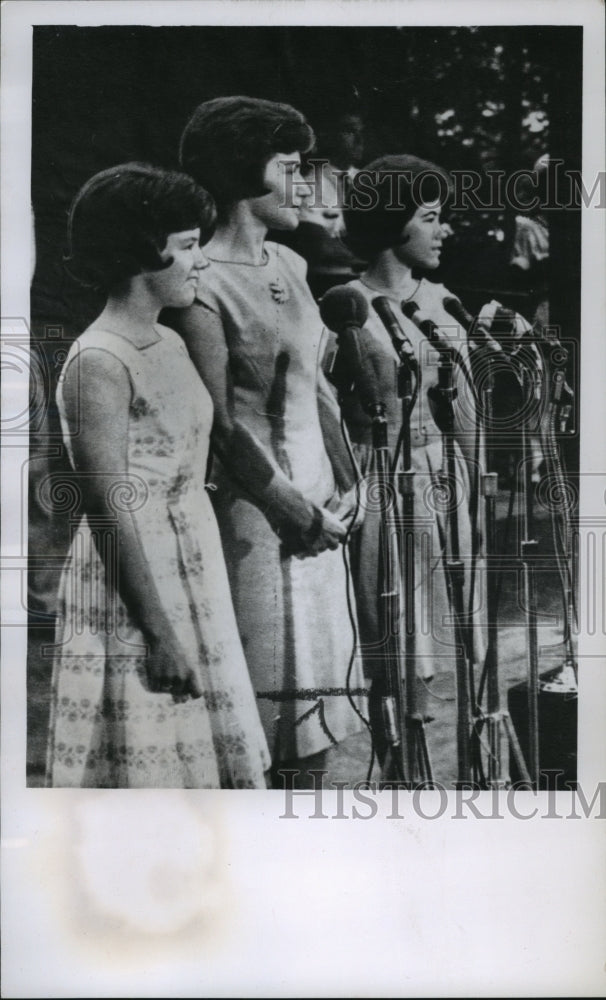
[{"xmin": 46, "ymin": 162, "xmax": 270, "ymax": 787}]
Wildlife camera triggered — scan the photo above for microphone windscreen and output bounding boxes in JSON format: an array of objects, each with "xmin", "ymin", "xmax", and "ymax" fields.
[
  {"xmin": 319, "ymin": 284, "xmax": 369, "ymax": 334},
  {"xmin": 354, "ymin": 324, "xmax": 397, "ymax": 413}
]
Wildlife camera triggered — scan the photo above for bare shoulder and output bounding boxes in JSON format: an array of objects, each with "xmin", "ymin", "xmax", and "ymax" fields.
[
  {"xmin": 61, "ymin": 338, "xmax": 132, "ymax": 409},
  {"xmin": 174, "ymin": 301, "xmax": 226, "ymax": 354}
]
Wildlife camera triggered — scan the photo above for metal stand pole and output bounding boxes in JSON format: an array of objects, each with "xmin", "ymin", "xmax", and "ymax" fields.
[
  {"xmin": 396, "ymin": 358, "xmax": 434, "ymax": 786},
  {"xmin": 472, "ymin": 349, "xmax": 531, "ymax": 787},
  {"xmin": 370, "ymin": 404, "xmax": 409, "ymax": 787},
  {"xmin": 541, "ymin": 341, "xmax": 577, "ymax": 675},
  {"xmin": 428, "ymin": 351, "xmax": 473, "ymax": 786},
  {"xmin": 519, "ymin": 357, "xmax": 541, "ymax": 788}
]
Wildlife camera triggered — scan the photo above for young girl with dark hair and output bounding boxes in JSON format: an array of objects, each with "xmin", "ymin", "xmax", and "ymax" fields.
[
  {"xmin": 342, "ymin": 154, "xmax": 485, "ymax": 762},
  {"xmin": 46, "ymin": 162, "xmax": 270, "ymax": 788},
  {"xmin": 176, "ymin": 97, "xmax": 365, "ymax": 782}
]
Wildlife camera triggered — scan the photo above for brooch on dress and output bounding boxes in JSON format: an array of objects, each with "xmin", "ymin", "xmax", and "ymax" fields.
[{"xmin": 269, "ymin": 279, "xmax": 289, "ymax": 304}]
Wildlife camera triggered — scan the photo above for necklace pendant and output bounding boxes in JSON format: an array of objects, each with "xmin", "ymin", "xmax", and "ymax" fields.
[{"xmin": 269, "ymin": 279, "xmax": 289, "ymax": 304}]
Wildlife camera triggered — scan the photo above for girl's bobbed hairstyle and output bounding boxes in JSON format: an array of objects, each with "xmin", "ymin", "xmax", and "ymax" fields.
[
  {"xmin": 65, "ymin": 162, "xmax": 216, "ymax": 292},
  {"xmin": 343, "ymin": 153, "xmax": 452, "ymax": 261},
  {"xmin": 179, "ymin": 96, "xmax": 315, "ymax": 213}
]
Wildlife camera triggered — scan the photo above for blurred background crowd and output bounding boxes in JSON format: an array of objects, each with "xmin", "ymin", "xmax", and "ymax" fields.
[{"xmin": 31, "ymin": 25, "xmax": 581, "ymax": 329}]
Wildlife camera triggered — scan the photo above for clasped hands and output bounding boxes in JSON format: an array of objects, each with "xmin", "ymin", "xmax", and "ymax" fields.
[{"xmin": 279, "ymin": 483, "xmax": 364, "ymax": 558}]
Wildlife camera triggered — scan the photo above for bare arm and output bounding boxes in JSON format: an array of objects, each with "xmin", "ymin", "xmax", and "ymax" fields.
[
  {"xmin": 61, "ymin": 348, "xmax": 202, "ymax": 697},
  {"xmin": 178, "ymin": 303, "xmax": 347, "ymax": 553}
]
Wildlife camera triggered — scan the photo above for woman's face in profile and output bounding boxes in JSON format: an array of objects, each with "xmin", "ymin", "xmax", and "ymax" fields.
[
  {"xmin": 249, "ymin": 152, "xmax": 312, "ymax": 231},
  {"xmin": 143, "ymin": 228, "xmax": 206, "ymax": 308},
  {"xmin": 394, "ymin": 201, "xmax": 448, "ymax": 271}
]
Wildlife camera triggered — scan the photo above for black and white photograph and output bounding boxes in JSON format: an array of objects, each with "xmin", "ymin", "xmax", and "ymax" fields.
[
  {"xmin": 2, "ymin": 0, "xmax": 605, "ymax": 995},
  {"xmin": 25, "ymin": 18, "xmax": 584, "ymax": 792}
]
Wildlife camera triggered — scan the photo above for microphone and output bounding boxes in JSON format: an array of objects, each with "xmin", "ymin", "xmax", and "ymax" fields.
[
  {"xmin": 401, "ymin": 300, "xmax": 464, "ymax": 368},
  {"xmin": 446, "ymin": 295, "xmax": 562, "ymax": 361},
  {"xmin": 500, "ymin": 308, "xmax": 570, "ymax": 370},
  {"xmin": 442, "ymin": 296, "xmax": 503, "ymax": 354},
  {"xmin": 456, "ymin": 298, "xmax": 565, "ymax": 380},
  {"xmin": 319, "ymin": 285, "xmax": 386, "ymax": 416},
  {"xmin": 372, "ymin": 296, "xmax": 418, "ymax": 370}
]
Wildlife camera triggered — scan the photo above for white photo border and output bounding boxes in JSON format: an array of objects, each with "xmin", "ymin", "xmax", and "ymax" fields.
[{"xmin": 2, "ymin": 2, "xmax": 605, "ymax": 996}]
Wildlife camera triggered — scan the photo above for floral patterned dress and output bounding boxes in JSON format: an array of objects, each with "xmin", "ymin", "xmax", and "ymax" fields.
[{"xmin": 45, "ymin": 326, "xmax": 270, "ymax": 788}]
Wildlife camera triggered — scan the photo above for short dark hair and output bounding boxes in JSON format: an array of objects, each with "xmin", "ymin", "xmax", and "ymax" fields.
[
  {"xmin": 179, "ymin": 96, "xmax": 314, "ymax": 214},
  {"xmin": 343, "ymin": 154, "xmax": 451, "ymax": 260},
  {"xmin": 65, "ymin": 162, "xmax": 216, "ymax": 292}
]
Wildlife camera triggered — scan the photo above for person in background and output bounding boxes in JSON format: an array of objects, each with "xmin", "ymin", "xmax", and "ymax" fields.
[
  {"xmin": 510, "ymin": 153, "xmax": 550, "ymax": 329},
  {"xmin": 176, "ymin": 97, "xmax": 366, "ymax": 786},
  {"xmin": 28, "ymin": 210, "xmax": 74, "ymax": 628},
  {"xmin": 510, "ymin": 153, "xmax": 550, "ymax": 485},
  {"xmin": 278, "ymin": 112, "xmax": 367, "ymax": 299},
  {"xmin": 46, "ymin": 163, "xmax": 270, "ymax": 788}
]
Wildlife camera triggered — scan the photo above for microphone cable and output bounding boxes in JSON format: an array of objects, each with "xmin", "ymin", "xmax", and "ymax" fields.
[
  {"xmin": 476, "ymin": 477, "xmax": 517, "ymax": 707},
  {"xmin": 389, "ymin": 385, "xmax": 421, "ymax": 477},
  {"xmin": 338, "ymin": 407, "xmax": 377, "ymax": 782}
]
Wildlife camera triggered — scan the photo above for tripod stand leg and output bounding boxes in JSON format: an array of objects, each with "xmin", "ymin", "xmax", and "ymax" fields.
[
  {"xmin": 418, "ymin": 725, "xmax": 434, "ymax": 785},
  {"xmin": 485, "ymin": 715, "xmax": 507, "ymax": 788},
  {"xmin": 503, "ymin": 711, "xmax": 532, "ymax": 784},
  {"xmin": 447, "ymin": 558, "xmax": 472, "ymax": 785},
  {"xmin": 470, "ymin": 711, "xmax": 531, "ymax": 788},
  {"xmin": 406, "ymin": 715, "xmax": 434, "ymax": 786}
]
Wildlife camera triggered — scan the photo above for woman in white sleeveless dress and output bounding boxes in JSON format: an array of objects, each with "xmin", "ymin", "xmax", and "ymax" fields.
[{"xmin": 45, "ymin": 163, "xmax": 269, "ymax": 788}]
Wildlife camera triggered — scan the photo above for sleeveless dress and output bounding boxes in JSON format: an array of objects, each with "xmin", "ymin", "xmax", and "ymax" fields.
[
  {"xmin": 192, "ymin": 243, "xmax": 366, "ymax": 761},
  {"xmin": 45, "ymin": 325, "xmax": 270, "ymax": 788},
  {"xmin": 341, "ymin": 277, "xmax": 486, "ymax": 681}
]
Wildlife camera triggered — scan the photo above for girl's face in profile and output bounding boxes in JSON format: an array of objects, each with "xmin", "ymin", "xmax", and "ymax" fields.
[
  {"xmin": 248, "ymin": 152, "xmax": 313, "ymax": 232},
  {"xmin": 144, "ymin": 229, "xmax": 207, "ymax": 307},
  {"xmin": 394, "ymin": 201, "xmax": 449, "ymax": 271}
]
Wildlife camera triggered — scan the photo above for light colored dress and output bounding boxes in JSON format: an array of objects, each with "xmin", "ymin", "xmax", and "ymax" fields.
[
  {"xmin": 192, "ymin": 243, "xmax": 365, "ymax": 761},
  {"xmin": 46, "ymin": 325, "xmax": 270, "ymax": 788},
  {"xmin": 342, "ymin": 277, "xmax": 486, "ymax": 680}
]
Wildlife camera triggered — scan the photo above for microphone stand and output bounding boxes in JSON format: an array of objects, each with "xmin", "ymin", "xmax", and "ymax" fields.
[
  {"xmin": 318, "ymin": 284, "xmax": 410, "ymax": 785},
  {"xmin": 427, "ymin": 350, "xmax": 473, "ymax": 786},
  {"xmin": 540, "ymin": 339, "xmax": 577, "ymax": 675},
  {"xmin": 394, "ymin": 353, "xmax": 434, "ymax": 785},
  {"xmin": 370, "ymin": 402, "xmax": 409, "ymax": 787},
  {"xmin": 471, "ymin": 344, "xmax": 531, "ymax": 787},
  {"xmin": 498, "ymin": 335, "xmax": 545, "ymax": 789},
  {"xmin": 520, "ymin": 354, "xmax": 542, "ymax": 788},
  {"xmin": 517, "ymin": 335, "xmax": 576, "ymax": 788}
]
